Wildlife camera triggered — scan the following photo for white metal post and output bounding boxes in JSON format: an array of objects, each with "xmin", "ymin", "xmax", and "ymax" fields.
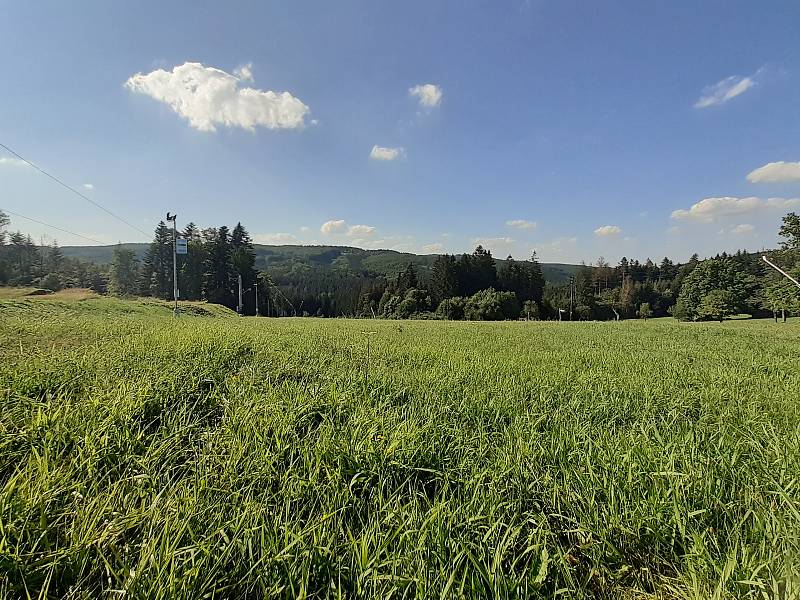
[
  {"xmin": 763, "ymin": 255, "xmax": 800, "ymax": 289},
  {"xmin": 238, "ymin": 274, "xmax": 243, "ymax": 315},
  {"xmin": 166, "ymin": 212, "xmax": 178, "ymax": 317}
]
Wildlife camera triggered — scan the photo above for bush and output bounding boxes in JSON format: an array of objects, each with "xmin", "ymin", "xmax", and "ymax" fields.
[
  {"xmin": 37, "ymin": 273, "xmax": 63, "ymax": 292},
  {"xmin": 697, "ymin": 290, "xmax": 736, "ymax": 322},
  {"xmin": 437, "ymin": 297, "xmax": 466, "ymax": 320},
  {"xmin": 464, "ymin": 288, "xmax": 520, "ymax": 321}
]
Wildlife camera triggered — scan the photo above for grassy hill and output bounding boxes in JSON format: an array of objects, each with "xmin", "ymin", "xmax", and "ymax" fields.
[
  {"xmin": 1, "ymin": 295, "xmax": 798, "ymax": 597},
  {"xmin": 60, "ymin": 243, "xmax": 581, "ymax": 283}
]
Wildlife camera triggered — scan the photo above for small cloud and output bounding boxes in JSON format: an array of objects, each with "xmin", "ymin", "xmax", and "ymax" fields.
[
  {"xmin": 82, "ymin": 183, "xmax": 94, "ymax": 190},
  {"xmin": 409, "ymin": 83, "xmax": 443, "ymax": 108},
  {"xmin": 505, "ymin": 219, "xmax": 537, "ymax": 230},
  {"xmin": 694, "ymin": 71, "xmax": 758, "ymax": 108},
  {"xmin": 472, "ymin": 237, "xmax": 515, "ymax": 253},
  {"xmin": 299, "ymin": 226, "xmax": 311, "ymax": 233},
  {"xmin": 533, "ymin": 237, "xmax": 578, "ymax": 261},
  {"xmin": 346, "ymin": 224, "xmax": 375, "ymax": 237},
  {"xmin": 666, "ymin": 226, "xmax": 681, "ymax": 235},
  {"xmin": 747, "ymin": 161, "xmax": 800, "ymax": 183},
  {"xmin": 594, "ymin": 225, "xmax": 622, "ymax": 237},
  {"xmin": 320, "ymin": 219, "xmax": 347, "ymax": 234},
  {"xmin": 233, "ymin": 62, "xmax": 253, "ymax": 82},
  {"xmin": 422, "ymin": 242, "xmax": 444, "ymax": 253},
  {"xmin": 671, "ymin": 196, "xmax": 800, "ymax": 222},
  {"xmin": 370, "ymin": 145, "xmax": 403, "ymax": 161},
  {"xmin": 254, "ymin": 232, "xmax": 300, "ymax": 244},
  {"xmin": 731, "ymin": 223, "xmax": 755, "ymax": 235},
  {"xmin": 0, "ymin": 157, "xmax": 28, "ymax": 167},
  {"xmin": 125, "ymin": 61, "xmax": 309, "ymax": 132}
]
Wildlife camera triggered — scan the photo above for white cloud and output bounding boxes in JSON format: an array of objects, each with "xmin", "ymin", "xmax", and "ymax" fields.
[
  {"xmin": 346, "ymin": 224, "xmax": 375, "ymax": 237},
  {"xmin": 299, "ymin": 226, "xmax": 311, "ymax": 233},
  {"xmin": 409, "ymin": 83, "xmax": 443, "ymax": 108},
  {"xmin": 505, "ymin": 219, "xmax": 537, "ymax": 230},
  {"xmin": 254, "ymin": 232, "xmax": 300, "ymax": 244},
  {"xmin": 422, "ymin": 243, "xmax": 444, "ymax": 253},
  {"xmin": 694, "ymin": 73, "xmax": 756, "ymax": 108},
  {"xmin": 533, "ymin": 237, "xmax": 579, "ymax": 261},
  {"xmin": 671, "ymin": 196, "xmax": 800, "ymax": 222},
  {"xmin": 472, "ymin": 237, "xmax": 515, "ymax": 254},
  {"xmin": 125, "ymin": 62, "xmax": 309, "ymax": 132},
  {"xmin": 594, "ymin": 225, "xmax": 622, "ymax": 237},
  {"xmin": 0, "ymin": 157, "xmax": 28, "ymax": 167},
  {"xmin": 234, "ymin": 62, "xmax": 253, "ymax": 82},
  {"xmin": 82, "ymin": 183, "xmax": 94, "ymax": 190},
  {"xmin": 370, "ymin": 145, "xmax": 403, "ymax": 161},
  {"xmin": 747, "ymin": 161, "xmax": 800, "ymax": 183},
  {"xmin": 320, "ymin": 219, "xmax": 347, "ymax": 234},
  {"xmin": 731, "ymin": 224, "xmax": 755, "ymax": 235}
]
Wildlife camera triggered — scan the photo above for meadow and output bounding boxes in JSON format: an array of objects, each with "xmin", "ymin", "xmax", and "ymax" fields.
[{"xmin": 0, "ymin": 296, "xmax": 798, "ymax": 599}]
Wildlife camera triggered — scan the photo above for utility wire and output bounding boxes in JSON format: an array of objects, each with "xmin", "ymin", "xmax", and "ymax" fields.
[
  {"xmin": 2, "ymin": 208, "xmax": 107, "ymax": 245},
  {"xmin": 0, "ymin": 142, "xmax": 151, "ymax": 238}
]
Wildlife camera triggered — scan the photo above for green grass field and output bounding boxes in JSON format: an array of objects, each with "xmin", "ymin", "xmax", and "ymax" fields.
[{"xmin": 1, "ymin": 297, "xmax": 798, "ymax": 599}]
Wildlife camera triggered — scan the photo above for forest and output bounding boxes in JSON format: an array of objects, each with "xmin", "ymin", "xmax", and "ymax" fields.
[{"xmin": 2, "ymin": 209, "xmax": 799, "ymax": 322}]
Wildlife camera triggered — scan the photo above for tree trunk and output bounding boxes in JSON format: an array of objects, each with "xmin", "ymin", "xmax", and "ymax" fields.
[{"xmin": 782, "ymin": 309, "xmax": 786, "ymax": 323}]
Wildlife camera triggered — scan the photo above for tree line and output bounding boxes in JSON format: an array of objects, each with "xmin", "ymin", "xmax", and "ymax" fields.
[
  {"xmin": 2, "ymin": 208, "xmax": 799, "ymax": 322},
  {"xmin": 0, "ymin": 211, "xmax": 107, "ymax": 291},
  {"xmin": 110, "ymin": 220, "xmax": 275, "ymax": 314}
]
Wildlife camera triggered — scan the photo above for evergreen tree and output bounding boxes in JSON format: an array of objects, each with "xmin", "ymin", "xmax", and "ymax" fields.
[
  {"xmin": 205, "ymin": 225, "xmax": 234, "ymax": 307},
  {"xmin": 396, "ymin": 263, "xmax": 418, "ymax": 294},
  {"xmin": 110, "ymin": 245, "xmax": 139, "ymax": 297},
  {"xmin": 429, "ymin": 254, "xmax": 459, "ymax": 303},
  {"xmin": 139, "ymin": 221, "xmax": 172, "ymax": 298},
  {"xmin": 180, "ymin": 223, "xmax": 206, "ymax": 300},
  {"xmin": 230, "ymin": 223, "xmax": 258, "ymax": 312},
  {"xmin": 45, "ymin": 241, "xmax": 64, "ymax": 274}
]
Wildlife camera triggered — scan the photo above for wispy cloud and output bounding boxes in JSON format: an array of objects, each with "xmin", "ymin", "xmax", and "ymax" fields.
[
  {"xmin": 346, "ymin": 224, "xmax": 375, "ymax": 237},
  {"xmin": 694, "ymin": 69, "xmax": 762, "ymax": 108},
  {"xmin": 0, "ymin": 157, "xmax": 29, "ymax": 167},
  {"xmin": 671, "ymin": 196, "xmax": 800, "ymax": 222},
  {"xmin": 422, "ymin": 242, "xmax": 444, "ymax": 253},
  {"xmin": 505, "ymin": 219, "xmax": 537, "ymax": 230},
  {"xmin": 82, "ymin": 183, "xmax": 94, "ymax": 190},
  {"xmin": 731, "ymin": 223, "xmax": 755, "ymax": 235},
  {"xmin": 254, "ymin": 232, "xmax": 301, "ymax": 244},
  {"xmin": 370, "ymin": 145, "xmax": 403, "ymax": 161},
  {"xmin": 594, "ymin": 225, "xmax": 622, "ymax": 237},
  {"xmin": 533, "ymin": 237, "xmax": 578, "ymax": 262}
]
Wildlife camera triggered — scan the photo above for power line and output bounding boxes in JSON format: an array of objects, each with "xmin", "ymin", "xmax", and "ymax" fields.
[
  {"xmin": 2, "ymin": 208, "xmax": 107, "ymax": 245},
  {"xmin": 0, "ymin": 142, "xmax": 151, "ymax": 238}
]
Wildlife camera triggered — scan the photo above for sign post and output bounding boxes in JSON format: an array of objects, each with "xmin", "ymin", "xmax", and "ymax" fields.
[{"xmin": 166, "ymin": 212, "xmax": 179, "ymax": 317}]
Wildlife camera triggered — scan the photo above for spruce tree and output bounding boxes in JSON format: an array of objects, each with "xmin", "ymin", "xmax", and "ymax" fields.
[{"xmin": 205, "ymin": 225, "xmax": 234, "ymax": 307}]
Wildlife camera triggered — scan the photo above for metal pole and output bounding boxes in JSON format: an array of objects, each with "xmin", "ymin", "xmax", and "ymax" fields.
[
  {"xmin": 237, "ymin": 274, "xmax": 243, "ymax": 315},
  {"xmin": 569, "ymin": 276, "xmax": 573, "ymax": 321},
  {"xmin": 763, "ymin": 255, "xmax": 800, "ymax": 289},
  {"xmin": 167, "ymin": 212, "xmax": 178, "ymax": 317},
  {"xmin": 255, "ymin": 281, "xmax": 259, "ymax": 316}
]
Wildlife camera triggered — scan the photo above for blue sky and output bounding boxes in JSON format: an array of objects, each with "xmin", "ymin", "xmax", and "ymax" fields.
[{"xmin": 1, "ymin": 0, "xmax": 799, "ymax": 263}]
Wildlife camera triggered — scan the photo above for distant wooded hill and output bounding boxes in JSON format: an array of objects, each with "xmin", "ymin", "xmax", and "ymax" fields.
[{"xmin": 60, "ymin": 243, "xmax": 581, "ymax": 283}]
